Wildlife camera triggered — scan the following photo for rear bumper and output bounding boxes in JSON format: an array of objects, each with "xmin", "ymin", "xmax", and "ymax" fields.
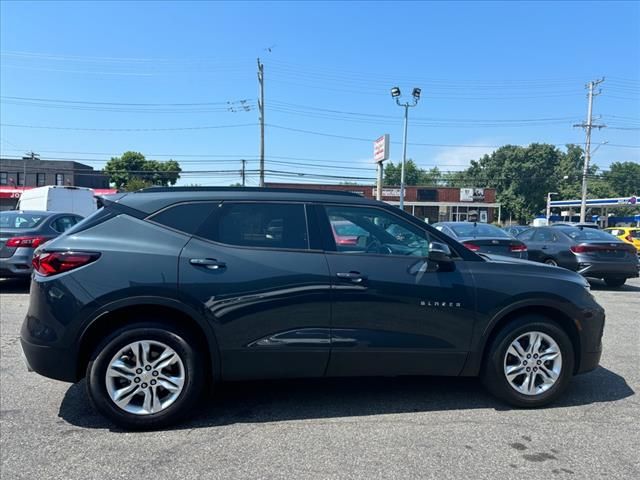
[
  {"xmin": 575, "ymin": 258, "xmax": 640, "ymax": 279},
  {"xmin": 577, "ymin": 349, "xmax": 602, "ymax": 375},
  {"xmin": 20, "ymin": 337, "xmax": 77, "ymax": 382},
  {"xmin": 0, "ymin": 248, "xmax": 35, "ymax": 277}
]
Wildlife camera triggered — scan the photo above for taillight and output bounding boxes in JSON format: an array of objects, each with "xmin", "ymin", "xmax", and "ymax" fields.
[
  {"xmin": 32, "ymin": 252, "xmax": 100, "ymax": 277},
  {"xmin": 509, "ymin": 244, "xmax": 528, "ymax": 252},
  {"xmin": 6, "ymin": 236, "xmax": 48, "ymax": 248},
  {"xmin": 463, "ymin": 242, "xmax": 481, "ymax": 252},
  {"xmin": 571, "ymin": 245, "xmax": 598, "ymax": 253}
]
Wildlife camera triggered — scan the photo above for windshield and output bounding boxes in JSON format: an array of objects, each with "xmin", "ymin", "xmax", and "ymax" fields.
[
  {"xmin": 563, "ymin": 228, "xmax": 621, "ymax": 242},
  {"xmin": 0, "ymin": 212, "xmax": 47, "ymax": 229},
  {"xmin": 449, "ymin": 223, "xmax": 510, "ymax": 238}
]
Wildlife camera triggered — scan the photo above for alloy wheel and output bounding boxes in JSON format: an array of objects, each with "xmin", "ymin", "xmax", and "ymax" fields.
[
  {"xmin": 503, "ymin": 331, "xmax": 562, "ymax": 396},
  {"xmin": 105, "ymin": 340, "xmax": 185, "ymax": 415}
]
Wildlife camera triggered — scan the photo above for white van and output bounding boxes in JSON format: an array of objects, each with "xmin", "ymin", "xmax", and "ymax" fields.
[{"xmin": 16, "ymin": 186, "xmax": 98, "ymax": 217}]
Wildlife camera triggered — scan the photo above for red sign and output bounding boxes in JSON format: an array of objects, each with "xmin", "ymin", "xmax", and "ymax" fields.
[
  {"xmin": 373, "ymin": 134, "xmax": 390, "ymax": 163},
  {"xmin": 0, "ymin": 187, "xmax": 118, "ymax": 199}
]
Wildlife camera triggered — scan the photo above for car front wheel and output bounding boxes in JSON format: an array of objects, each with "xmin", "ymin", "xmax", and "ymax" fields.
[
  {"xmin": 481, "ymin": 315, "xmax": 574, "ymax": 408},
  {"xmin": 86, "ymin": 322, "xmax": 204, "ymax": 430}
]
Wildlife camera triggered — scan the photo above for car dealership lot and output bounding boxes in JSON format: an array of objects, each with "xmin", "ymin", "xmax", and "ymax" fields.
[{"xmin": 1, "ymin": 278, "xmax": 638, "ymax": 480}]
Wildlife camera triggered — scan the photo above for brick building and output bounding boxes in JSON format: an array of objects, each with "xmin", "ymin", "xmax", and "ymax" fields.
[
  {"xmin": 266, "ymin": 183, "xmax": 501, "ymax": 223},
  {"xmin": 0, "ymin": 157, "xmax": 113, "ymax": 210}
]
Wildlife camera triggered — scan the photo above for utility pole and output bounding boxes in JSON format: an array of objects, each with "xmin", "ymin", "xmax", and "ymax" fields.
[
  {"xmin": 241, "ymin": 159, "xmax": 246, "ymax": 187},
  {"xmin": 574, "ymin": 78, "xmax": 605, "ymax": 222},
  {"xmin": 546, "ymin": 192, "xmax": 558, "ymax": 223},
  {"xmin": 257, "ymin": 58, "xmax": 265, "ymax": 187},
  {"xmin": 22, "ymin": 151, "xmax": 38, "ymax": 187}
]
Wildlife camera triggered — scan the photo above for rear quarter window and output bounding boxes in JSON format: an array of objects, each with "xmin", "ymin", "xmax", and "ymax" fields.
[{"xmin": 149, "ymin": 202, "xmax": 217, "ymax": 235}]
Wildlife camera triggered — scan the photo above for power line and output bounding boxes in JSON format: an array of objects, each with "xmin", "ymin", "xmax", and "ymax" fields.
[{"xmin": 1, "ymin": 122, "xmax": 257, "ymax": 132}]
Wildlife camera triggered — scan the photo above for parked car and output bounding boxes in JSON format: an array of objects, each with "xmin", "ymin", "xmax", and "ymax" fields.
[
  {"xmin": 0, "ymin": 210, "xmax": 83, "ymax": 278},
  {"xmin": 516, "ymin": 226, "xmax": 639, "ymax": 287},
  {"xmin": 331, "ymin": 219, "xmax": 367, "ymax": 246},
  {"xmin": 433, "ymin": 221, "xmax": 528, "ymax": 259},
  {"xmin": 604, "ymin": 227, "xmax": 640, "ymax": 254},
  {"xmin": 22, "ymin": 187, "xmax": 605, "ymax": 429},
  {"xmin": 503, "ymin": 225, "xmax": 531, "ymax": 237},
  {"xmin": 17, "ymin": 185, "xmax": 97, "ymax": 217},
  {"xmin": 551, "ymin": 222, "xmax": 599, "ymax": 229}
]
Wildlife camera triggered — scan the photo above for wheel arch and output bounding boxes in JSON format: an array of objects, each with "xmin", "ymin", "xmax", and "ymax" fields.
[
  {"xmin": 76, "ymin": 297, "xmax": 220, "ymax": 382},
  {"xmin": 462, "ymin": 303, "xmax": 582, "ymax": 376}
]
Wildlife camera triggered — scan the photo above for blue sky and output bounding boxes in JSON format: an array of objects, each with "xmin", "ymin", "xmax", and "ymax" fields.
[{"xmin": 1, "ymin": 0, "xmax": 639, "ymax": 186}]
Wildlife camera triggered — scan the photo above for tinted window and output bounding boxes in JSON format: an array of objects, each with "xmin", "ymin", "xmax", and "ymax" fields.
[
  {"xmin": 0, "ymin": 212, "xmax": 47, "ymax": 229},
  {"xmin": 563, "ymin": 228, "xmax": 621, "ymax": 242},
  {"xmin": 448, "ymin": 223, "xmax": 510, "ymax": 238},
  {"xmin": 532, "ymin": 229, "xmax": 558, "ymax": 242},
  {"xmin": 199, "ymin": 203, "xmax": 308, "ymax": 250},
  {"xmin": 51, "ymin": 216, "xmax": 80, "ymax": 233},
  {"xmin": 325, "ymin": 205, "xmax": 429, "ymax": 256},
  {"xmin": 150, "ymin": 202, "xmax": 216, "ymax": 235},
  {"xmin": 631, "ymin": 230, "xmax": 640, "ymax": 239},
  {"xmin": 516, "ymin": 229, "xmax": 535, "ymax": 241}
]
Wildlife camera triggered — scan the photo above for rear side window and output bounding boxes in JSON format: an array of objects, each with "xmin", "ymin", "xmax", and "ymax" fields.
[
  {"xmin": 198, "ymin": 202, "xmax": 309, "ymax": 250},
  {"xmin": 631, "ymin": 230, "xmax": 640, "ymax": 239},
  {"xmin": 150, "ymin": 202, "xmax": 216, "ymax": 235},
  {"xmin": 517, "ymin": 229, "xmax": 535, "ymax": 241},
  {"xmin": 51, "ymin": 216, "xmax": 80, "ymax": 233}
]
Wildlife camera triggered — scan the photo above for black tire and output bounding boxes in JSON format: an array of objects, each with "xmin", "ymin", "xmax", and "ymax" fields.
[
  {"xmin": 481, "ymin": 315, "xmax": 574, "ymax": 408},
  {"xmin": 544, "ymin": 258, "xmax": 558, "ymax": 267},
  {"xmin": 604, "ymin": 277, "xmax": 626, "ymax": 288},
  {"xmin": 86, "ymin": 321, "xmax": 204, "ymax": 430}
]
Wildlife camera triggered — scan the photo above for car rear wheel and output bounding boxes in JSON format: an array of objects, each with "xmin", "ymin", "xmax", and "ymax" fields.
[
  {"xmin": 604, "ymin": 277, "xmax": 626, "ymax": 288},
  {"xmin": 544, "ymin": 258, "xmax": 558, "ymax": 266},
  {"xmin": 86, "ymin": 322, "xmax": 204, "ymax": 430},
  {"xmin": 481, "ymin": 315, "xmax": 574, "ymax": 408}
]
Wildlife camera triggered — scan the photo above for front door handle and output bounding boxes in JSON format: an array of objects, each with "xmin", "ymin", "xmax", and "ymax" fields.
[
  {"xmin": 190, "ymin": 258, "xmax": 227, "ymax": 270},
  {"xmin": 336, "ymin": 271, "xmax": 367, "ymax": 283}
]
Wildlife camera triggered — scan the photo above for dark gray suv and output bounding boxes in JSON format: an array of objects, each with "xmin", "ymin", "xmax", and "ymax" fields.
[{"xmin": 21, "ymin": 188, "xmax": 605, "ymax": 429}]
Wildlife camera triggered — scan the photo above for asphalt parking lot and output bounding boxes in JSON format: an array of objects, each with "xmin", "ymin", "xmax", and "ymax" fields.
[{"xmin": 1, "ymin": 278, "xmax": 638, "ymax": 480}]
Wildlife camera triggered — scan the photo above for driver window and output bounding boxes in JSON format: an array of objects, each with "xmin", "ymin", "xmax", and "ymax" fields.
[{"xmin": 325, "ymin": 205, "xmax": 430, "ymax": 256}]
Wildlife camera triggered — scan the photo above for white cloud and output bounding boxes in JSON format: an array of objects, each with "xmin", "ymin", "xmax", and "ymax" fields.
[{"xmin": 432, "ymin": 143, "xmax": 497, "ymax": 171}]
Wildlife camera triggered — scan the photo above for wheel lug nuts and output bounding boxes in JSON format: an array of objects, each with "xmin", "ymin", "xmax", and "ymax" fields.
[
  {"xmin": 533, "ymin": 354, "xmax": 538, "ymax": 359},
  {"xmin": 134, "ymin": 377, "xmax": 141, "ymax": 383},
  {"xmin": 152, "ymin": 371, "xmax": 159, "ymax": 377},
  {"xmin": 537, "ymin": 360, "xmax": 541, "ymax": 365},
  {"xmin": 534, "ymin": 367, "xmax": 538, "ymax": 371},
  {"xmin": 527, "ymin": 354, "xmax": 531, "ymax": 359},
  {"xmin": 136, "ymin": 368, "xmax": 143, "ymax": 374},
  {"xmin": 141, "ymin": 383, "xmax": 148, "ymax": 388},
  {"xmin": 151, "ymin": 380, "xmax": 157, "ymax": 385},
  {"xmin": 523, "ymin": 361, "xmax": 527, "ymax": 365},
  {"xmin": 526, "ymin": 367, "xmax": 531, "ymax": 372},
  {"xmin": 145, "ymin": 366, "xmax": 152, "ymax": 371}
]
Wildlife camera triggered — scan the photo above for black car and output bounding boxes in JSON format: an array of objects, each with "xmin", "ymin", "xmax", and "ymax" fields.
[
  {"xmin": 433, "ymin": 221, "xmax": 528, "ymax": 259},
  {"xmin": 0, "ymin": 210, "xmax": 83, "ymax": 277},
  {"xmin": 22, "ymin": 188, "xmax": 605, "ymax": 429},
  {"xmin": 517, "ymin": 226, "xmax": 639, "ymax": 287}
]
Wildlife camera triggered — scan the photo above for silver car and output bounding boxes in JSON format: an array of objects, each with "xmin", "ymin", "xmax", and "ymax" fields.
[{"xmin": 0, "ymin": 211, "xmax": 83, "ymax": 277}]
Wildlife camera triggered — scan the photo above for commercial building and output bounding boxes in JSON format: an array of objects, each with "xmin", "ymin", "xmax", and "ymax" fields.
[
  {"xmin": 266, "ymin": 183, "xmax": 501, "ymax": 223},
  {"xmin": 0, "ymin": 157, "xmax": 113, "ymax": 210}
]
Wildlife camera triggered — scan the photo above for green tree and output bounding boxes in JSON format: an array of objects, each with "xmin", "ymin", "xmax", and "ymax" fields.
[
  {"xmin": 104, "ymin": 151, "xmax": 181, "ymax": 189},
  {"xmin": 604, "ymin": 161, "xmax": 640, "ymax": 197},
  {"xmin": 383, "ymin": 161, "xmax": 443, "ymax": 186},
  {"xmin": 123, "ymin": 178, "xmax": 153, "ymax": 192}
]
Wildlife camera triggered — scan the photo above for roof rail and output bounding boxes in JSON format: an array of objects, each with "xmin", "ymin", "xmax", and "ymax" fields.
[{"xmin": 138, "ymin": 186, "xmax": 364, "ymax": 197}]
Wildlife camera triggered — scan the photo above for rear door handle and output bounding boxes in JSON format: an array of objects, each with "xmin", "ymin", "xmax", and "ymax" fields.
[
  {"xmin": 190, "ymin": 258, "xmax": 227, "ymax": 270},
  {"xmin": 336, "ymin": 271, "xmax": 367, "ymax": 283}
]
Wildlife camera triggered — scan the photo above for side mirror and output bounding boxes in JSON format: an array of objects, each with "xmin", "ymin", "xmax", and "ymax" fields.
[{"xmin": 428, "ymin": 241, "xmax": 453, "ymax": 263}]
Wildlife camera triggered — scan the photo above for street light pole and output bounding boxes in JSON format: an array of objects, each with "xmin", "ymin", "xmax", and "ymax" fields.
[
  {"xmin": 546, "ymin": 192, "xmax": 558, "ymax": 223},
  {"xmin": 400, "ymin": 104, "xmax": 409, "ymax": 210},
  {"xmin": 390, "ymin": 87, "xmax": 421, "ymax": 212}
]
